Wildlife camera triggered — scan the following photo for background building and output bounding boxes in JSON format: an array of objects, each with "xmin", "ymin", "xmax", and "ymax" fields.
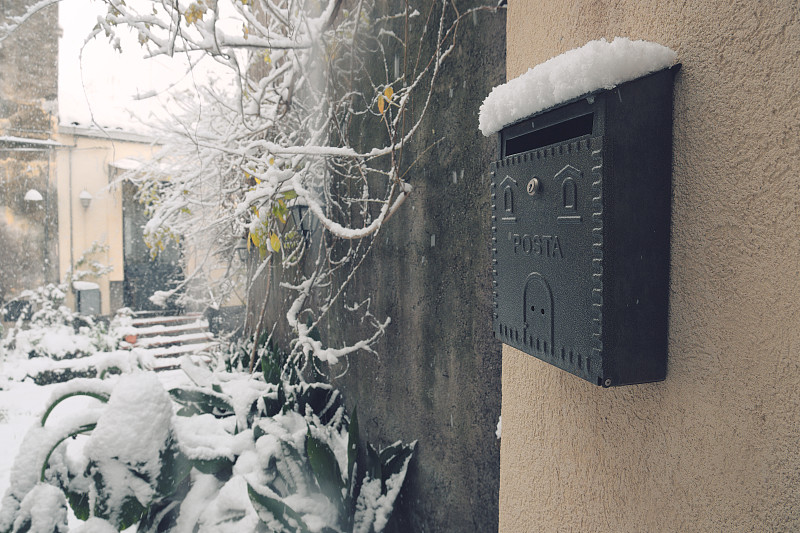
[
  {"xmin": 54, "ymin": 125, "xmax": 163, "ymax": 315},
  {"xmin": 1, "ymin": 0, "xmax": 176, "ymax": 317}
]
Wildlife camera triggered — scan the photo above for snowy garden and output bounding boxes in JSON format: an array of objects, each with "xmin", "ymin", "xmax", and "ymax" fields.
[
  {"xmin": 0, "ymin": 0, "xmax": 469, "ymax": 527},
  {"xmin": 0, "ymin": 282, "xmax": 415, "ymax": 532}
]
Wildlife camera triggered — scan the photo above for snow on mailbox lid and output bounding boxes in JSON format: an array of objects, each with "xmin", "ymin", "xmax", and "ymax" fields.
[{"xmin": 479, "ymin": 37, "xmax": 677, "ymax": 137}]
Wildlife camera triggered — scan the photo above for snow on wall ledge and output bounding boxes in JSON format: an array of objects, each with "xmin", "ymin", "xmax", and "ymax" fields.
[{"xmin": 478, "ymin": 37, "xmax": 677, "ymax": 136}]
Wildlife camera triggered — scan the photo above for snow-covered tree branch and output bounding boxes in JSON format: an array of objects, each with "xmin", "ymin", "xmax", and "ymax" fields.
[{"xmin": 84, "ymin": 0, "xmax": 501, "ymax": 369}]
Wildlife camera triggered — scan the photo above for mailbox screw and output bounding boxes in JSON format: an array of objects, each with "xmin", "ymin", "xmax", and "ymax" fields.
[{"xmin": 527, "ymin": 178, "xmax": 539, "ymax": 196}]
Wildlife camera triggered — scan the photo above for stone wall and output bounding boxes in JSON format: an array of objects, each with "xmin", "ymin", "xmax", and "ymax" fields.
[{"xmin": 0, "ymin": 0, "xmax": 59, "ymax": 299}]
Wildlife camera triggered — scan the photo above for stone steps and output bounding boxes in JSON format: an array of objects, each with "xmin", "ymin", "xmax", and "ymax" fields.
[{"xmin": 125, "ymin": 312, "xmax": 216, "ymax": 370}]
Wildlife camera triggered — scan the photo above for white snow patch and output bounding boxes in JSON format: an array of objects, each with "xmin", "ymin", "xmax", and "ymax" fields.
[
  {"xmin": 86, "ymin": 373, "xmax": 172, "ymax": 468},
  {"xmin": 72, "ymin": 281, "xmax": 100, "ymax": 291},
  {"xmin": 14, "ymin": 483, "xmax": 68, "ymax": 533},
  {"xmin": 109, "ymin": 157, "xmax": 143, "ymax": 171},
  {"xmin": 72, "ymin": 517, "xmax": 119, "ymax": 533},
  {"xmin": 173, "ymin": 413, "xmax": 237, "ymax": 462},
  {"xmin": 479, "ymin": 37, "xmax": 677, "ymax": 136},
  {"xmin": 23, "ymin": 189, "xmax": 44, "ymax": 202}
]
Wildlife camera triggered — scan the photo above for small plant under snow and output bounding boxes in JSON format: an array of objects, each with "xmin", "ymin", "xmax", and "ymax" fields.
[
  {"xmin": 479, "ymin": 37, "xmax": 677, "ymax": 136},
  {"xmin": 0, "ymin": 285, "xmax": 140, "ymax": 385},
  {"xmin": 0, "ymin": 337, "xmax": 415, "ymax": 533}
]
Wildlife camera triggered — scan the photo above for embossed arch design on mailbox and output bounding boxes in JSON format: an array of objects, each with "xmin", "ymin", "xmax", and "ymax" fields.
[
  {"xmin": 556, "ymin": 164, "xmax": 582, "ymax": 224},
  {"xmin": 490, "ymin": 66, "xmax": 678, "ymax": 387},
  {"xmin": 523, "ymin": 273, "xmax": 553, "ymax": 355}
]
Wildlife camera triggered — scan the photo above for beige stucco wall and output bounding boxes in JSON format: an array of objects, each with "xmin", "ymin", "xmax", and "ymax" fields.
[
  {"xmin": 500, "ymin": 2, "xmax": 800, "ymax": 531},
  {"xmin": 54, "ymin": 128, "xmax": 157, "ymax": 314}
]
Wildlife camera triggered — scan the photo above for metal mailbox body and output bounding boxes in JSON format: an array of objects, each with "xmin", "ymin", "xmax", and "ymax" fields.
[{"xmin": 490, "ymin": 66, "xmax": 678, "ymax": 386}]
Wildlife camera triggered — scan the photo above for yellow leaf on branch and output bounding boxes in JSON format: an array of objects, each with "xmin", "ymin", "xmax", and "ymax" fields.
[
  {"xmin": 378, "ymin": 86, "xmax": 393, "ymax": 114},
  {"xmin": 270, "ymin": 232, "xmax": 281, "ymax": 252}
]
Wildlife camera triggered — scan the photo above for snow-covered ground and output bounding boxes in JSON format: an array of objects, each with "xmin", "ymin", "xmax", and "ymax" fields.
[{"xmin": 0, "ymin": 379, "xmax": 53, "ymax": 500}]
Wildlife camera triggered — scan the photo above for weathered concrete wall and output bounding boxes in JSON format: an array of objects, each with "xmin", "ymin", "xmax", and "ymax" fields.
[
  {"xmin": 500, "ymin": 2, "xmax": 800, "ymax": 531},
  {"xmin": 0, "ymin": 0, "xmax": 59, "ymax": 298},
  {"xmin": 324, "ymin": 1, "xmax": 506, "ymax": 531},
  {"xmin": 0, "ymin": 0, "xmax": 59, "ymax": 113}
]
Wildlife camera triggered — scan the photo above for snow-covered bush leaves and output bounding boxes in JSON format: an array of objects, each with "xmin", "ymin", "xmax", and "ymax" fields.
[
  {"xmin": 0, "ymin": 353, "xmax": 414, "ymax": 532},
  {"xmin": 305, "ymin": 428, "xmax": 345, "ymax": 512},
  {"xmin": 8, "ymin": 484, "xmax": 68, "ymax": 533},
  {"xmin": 247, "ymin": 484, "xmax": 311, "ymax": 532},
  {"xmin": 353, "ymin": 440, "xmax": 416, "ymax": 533},
  {"xmin": 82, "ymin": 373, "xmax": 189, "ymax": 529},
  {"xmin": 0, "ymin": 287, "xmax": 134, "ymax": 385}
]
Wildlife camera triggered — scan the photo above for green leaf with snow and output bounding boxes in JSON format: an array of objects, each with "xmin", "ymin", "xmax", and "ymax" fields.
[
  {"xmin": 261, "ymin": 349, "xmax": 282, "ymax": 386},
  {"xmin": 379, "ymin": 441, "xmax": 416, "ymax": 488},
  {"xmin": 191, "ymin": 456, "xmax": 234, "ymax": 479},
  {"xmin": 365, "ymin": 443, "xmax": 382, "ymax": 482},
  {"xmin": 67, "ymin": 491, "xmax": 90, "ymax": 522},
  {"xmin": 247, "ymin": 483, "xmax": 310, "ymax": 533},
  {"xmin": 262, "ymin": 385, "xmax": 285, "ymax": 417},
  {"xmin": 40, "ymin": 422, "xmax": 97, "ymax": 482},
  {"xmin": 169, "ymin": 387, "xmax": 235, "ymax": 418},
  {"xmin": 156, "ymin": 437, "xmax": 193, "ymax": 496},
  {"xmin": 138, "ymin": 493, "xmax": 184, "ymax": 533},
  {"xmin": 353, "ymin": 441, "xmax": 416, "ymax": 533},
  {"xmin": 7, "ymin": 484, "xmax": 68, "ymax": 533},
  {"xmin": 348, "ymin": 408, "xmax": 360, "ymax": 486},
  {"xmin": 41, "ymin": 390, "xmax": 110, "ymax": 426},
  {"xmin": 296, "ymin": 383, "xmax": 342, "ymax": 427},
  {"xmin": 306, "ymin": 428, "xmax": 345, "ymax": 511},
  {"xmin": 90, "ymin": 466, "xmax": 147, "ymax": 532}
]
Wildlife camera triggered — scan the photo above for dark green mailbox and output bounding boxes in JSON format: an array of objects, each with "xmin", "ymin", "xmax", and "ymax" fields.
[{"xmin": 491, "ymin": 65, "xmax": 679, "ymax": 386}]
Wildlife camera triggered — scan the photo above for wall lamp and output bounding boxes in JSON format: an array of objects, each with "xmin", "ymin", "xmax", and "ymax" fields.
[
  {"xmin": 234, "ymin": 235, "xmax": 249, "ymax": 262},
  {"xmin": 79, "ymin": 190, "xmax": 93, "ymax": 209},
  {"xmin": 24, "ymin": 189, "xmax": 43, "ymax": 203},
  {"xmin": 288, "ymin": 200, "xmax": 319, "ymax": 242}
]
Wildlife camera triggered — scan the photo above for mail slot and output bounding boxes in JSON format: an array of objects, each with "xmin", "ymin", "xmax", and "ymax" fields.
[{"xmin": 490, "ymin": 66, "xmax": 679, "ymax": 386}]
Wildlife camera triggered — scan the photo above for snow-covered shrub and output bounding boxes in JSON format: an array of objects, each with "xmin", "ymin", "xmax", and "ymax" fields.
[
  {"xmin": 0, "ymin": 349, "xmax": 414, "ymax": 533},
  {"xmin": 2, "ymin": 284, "xmax": 95, "ymax": 361},
  {"xmin": 0, "ymin": 243, "xmax": 120, "ymax": 364},
  {"xmin": 0, "ymin": 288, "xmax": 139, "ymax": 385}
]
